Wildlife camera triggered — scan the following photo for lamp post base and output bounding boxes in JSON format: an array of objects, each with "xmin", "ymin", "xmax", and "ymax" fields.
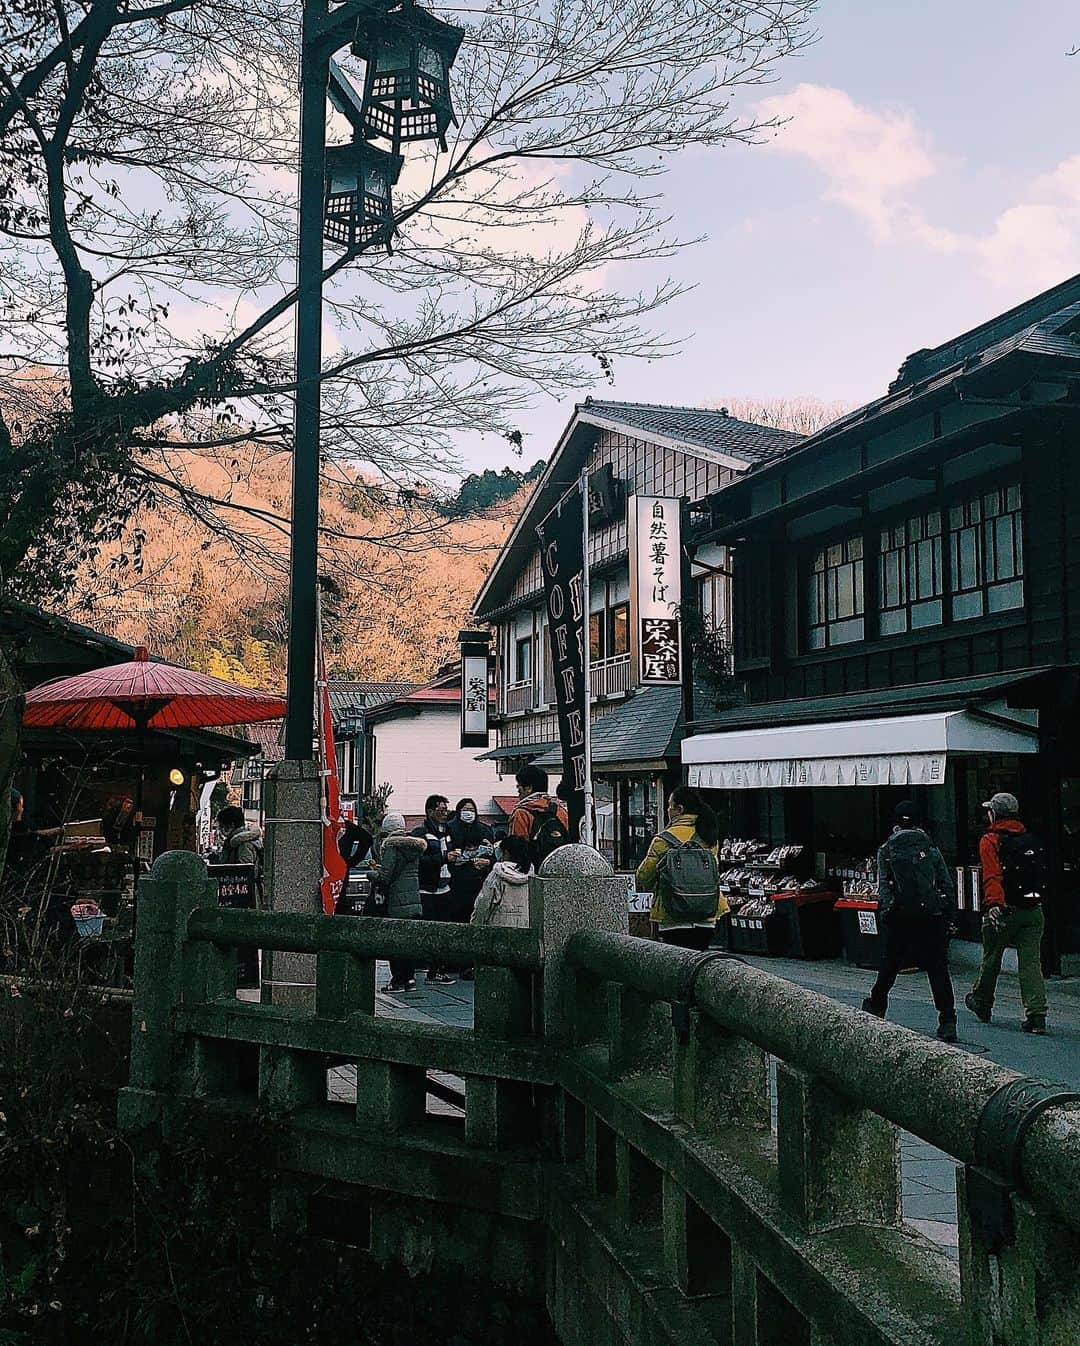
[{"xmin": 261, "ymin": 758, "xmax": 323, "ymax": 1008}]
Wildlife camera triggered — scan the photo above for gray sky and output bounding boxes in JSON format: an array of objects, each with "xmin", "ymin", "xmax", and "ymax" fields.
[{"xmin": 462, "ymin": 0, "xmax": 1080, "ymax": 472}]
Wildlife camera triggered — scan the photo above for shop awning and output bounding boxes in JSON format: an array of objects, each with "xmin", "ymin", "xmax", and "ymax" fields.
[{"xmin": 683, "ymin": 709, "xmax": 1037, "ymax": 790}]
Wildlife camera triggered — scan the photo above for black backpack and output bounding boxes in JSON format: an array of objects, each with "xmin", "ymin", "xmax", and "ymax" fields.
[
  {"xmin": 883, "ymin": 831, "xmax": 943, "ymax": 916},
  {"xmin": 529, "ymin": 800, "xmax": 570, "ymax": 867},
  {"xmin": 997, "ymin": 830, "xmax": 1047, "ymax": 908}
]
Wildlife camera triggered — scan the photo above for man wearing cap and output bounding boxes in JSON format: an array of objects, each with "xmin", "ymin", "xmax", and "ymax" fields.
[
  {"xmin": 965, "ymin": 792, "xmax": 1048, "ymax": 1034},
  {"xmin": 862, "ymin": 800, "xmax": 958, "ymax": 1042}
]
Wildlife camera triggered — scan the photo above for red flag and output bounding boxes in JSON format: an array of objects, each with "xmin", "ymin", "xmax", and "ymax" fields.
[{"xmin": 317, "ymin": 625, "xmax": 348, "ymax": 915}]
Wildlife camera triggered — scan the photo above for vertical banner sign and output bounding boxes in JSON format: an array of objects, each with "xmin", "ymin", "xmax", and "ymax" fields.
[
  {"xmin": 459, "ymin": 629, "xmax": 491, "ymax": 749},
  {"xmin": 630, "ymin": 496, "xmax": 682, "ymax": 685},
  {"xmin": 537, "ymin": 489, "xmax": 587, "ymax": 839}
]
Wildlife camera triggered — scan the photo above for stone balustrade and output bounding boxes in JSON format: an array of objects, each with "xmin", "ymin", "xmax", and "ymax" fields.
[{"xmin": 118, "ymin": 846, "xmax": 1080, "ymax": 1346}]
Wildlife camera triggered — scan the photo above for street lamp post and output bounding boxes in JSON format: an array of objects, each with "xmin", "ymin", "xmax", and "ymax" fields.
[
  {"xmin": 266, "ymin": 0, "xmax": 463, "ymax": 1006},
  {"xmin": 283, "ymin": 0, "xmax": 463, "ymax": 759}
]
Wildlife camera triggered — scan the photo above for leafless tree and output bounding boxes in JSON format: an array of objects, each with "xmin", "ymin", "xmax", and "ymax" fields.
[
  {"xmin": 1, "ymin": 0, "xmax": 817, "ymax": 610},
  {"xmin": 708, "ymin": 395, "xmax": 853, "ymax": 436}
]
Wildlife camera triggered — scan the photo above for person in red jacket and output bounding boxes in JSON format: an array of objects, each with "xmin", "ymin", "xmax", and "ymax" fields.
[{"xmin": 965, "ymin": 792, "xmax": 1048, "ymax": 1034}]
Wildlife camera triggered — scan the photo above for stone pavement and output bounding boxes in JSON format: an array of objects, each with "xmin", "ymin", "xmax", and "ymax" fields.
[{"xmin": 316, "ymin": 948, "xmax": 1080, "ymax": 1260}]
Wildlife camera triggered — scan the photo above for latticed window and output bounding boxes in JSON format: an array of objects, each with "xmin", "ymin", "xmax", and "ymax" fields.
[
  {"xmin": 879, "ymin": 509, "xmax": 944, "ymax": 636},
  {"xmin": 949, "ymin": 483, "xmax": 1023, "ymax": 620},
  {"xmin": 805, "ymin": 535, "xmax": 864, "ymax": 649}
]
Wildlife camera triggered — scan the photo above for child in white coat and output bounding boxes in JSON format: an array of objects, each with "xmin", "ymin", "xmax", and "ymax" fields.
[{"xmin": 472, "ymin": 835, "xmax": 534, "ymax": 929}]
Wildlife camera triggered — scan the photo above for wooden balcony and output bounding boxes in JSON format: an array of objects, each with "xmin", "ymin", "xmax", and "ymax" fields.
[
  {"xmin": 590, "ymin": 652, "xmax": 631, "ymax": 699},
  {"xmin": 503, "ymin": 679, "xmax": 534, "ymax": 715}
]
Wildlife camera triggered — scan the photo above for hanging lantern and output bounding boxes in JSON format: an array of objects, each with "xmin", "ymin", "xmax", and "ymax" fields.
[
  {"xmin": 323, "ymin": 136, "xmax": 404, "ymax": 251},
  {"xmin": 353, "ymin": 1, "xmax": 464, "ymax": 153}
]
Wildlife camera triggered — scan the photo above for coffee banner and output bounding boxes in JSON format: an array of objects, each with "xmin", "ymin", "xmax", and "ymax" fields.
[{"xmin": 537, "ymin": 489, "xmax": 586, "ymax": 839}]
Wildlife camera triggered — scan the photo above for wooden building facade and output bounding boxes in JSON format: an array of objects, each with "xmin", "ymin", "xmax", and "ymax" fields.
[{"xmin": 683, "ymin": 274, "xmax": 1080, "ymax": 965}]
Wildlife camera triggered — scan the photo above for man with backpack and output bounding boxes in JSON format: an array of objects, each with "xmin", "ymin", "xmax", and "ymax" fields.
[
  {"xmin": 636, "ymin": 786, "xmax": 727, "ymax": 950},
  {"xmin": 965, "ymin": 792, "xmax": 1048, "ymax": 1034},
  {"xmin": 862, "ymin": 801, "xmax": 958, "ymax": 1042},
  {"xmin": 508, "ymin": 765, "xmax": 570, "ymax": 868}
]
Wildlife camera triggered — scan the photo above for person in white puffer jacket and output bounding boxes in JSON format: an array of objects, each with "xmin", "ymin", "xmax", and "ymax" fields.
[{"xmin": 471, "ymin": 835, "xmax": 534, "ymax": 929}]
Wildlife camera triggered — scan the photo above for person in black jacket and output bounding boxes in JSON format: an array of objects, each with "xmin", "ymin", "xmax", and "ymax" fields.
[
  {"xmin": 411, "ymin": 794, "xmax": 455, "ymax": 984},
  {"xmin": 447, "ymin": 797, "xmax": 495, "ymax": 977},
  {"xmin": 862, "ymin": 800, "xmax": 958, "ymax": 1042},
  {"xmin": 338, "ymin": 817, "xmax": 373, "ymax": 871}
]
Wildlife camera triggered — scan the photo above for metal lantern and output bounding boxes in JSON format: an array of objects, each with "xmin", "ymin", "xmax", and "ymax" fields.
[
  {"xmin": 323, "ymin": 136, "xmax": 404, "ymax": 251},
  {"xmin": 353, "ymin": 1, "xmax": 464, "ymax": 153}
]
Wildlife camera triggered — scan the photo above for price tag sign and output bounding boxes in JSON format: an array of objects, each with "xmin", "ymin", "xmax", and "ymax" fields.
[{"xmin": 857, "ymin": 910, "xmax": 878, "ymax": 936}]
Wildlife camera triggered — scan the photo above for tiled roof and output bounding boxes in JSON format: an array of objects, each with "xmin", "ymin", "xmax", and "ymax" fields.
[
  {"xmin": 690, "ymin": 669, "xmax": 1052, "ymax": 735},
  {"xmin": 327, "ymin": 680, "xmax": 417, "ymax": 718},
  {"xmin": 536, "ymin": 687, "xmax": 684, "ymax": 771},
  {"xmin": 579, "ymin": 400, "xmax": 804, "ymax": 464},
  {"xmin": 237, "ymin": 718, "xmax": 285, "ymax": 762}
]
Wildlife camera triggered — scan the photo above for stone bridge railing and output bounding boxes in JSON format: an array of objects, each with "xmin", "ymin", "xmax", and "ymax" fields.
[{"xmin": 118, "ymin": 848, "xmax": 1080, "ymax": 1346}]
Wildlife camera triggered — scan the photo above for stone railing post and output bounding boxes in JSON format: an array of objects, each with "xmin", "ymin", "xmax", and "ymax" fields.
[
  {"xmin": 261, "ymin": 759, "xmax": 322, "ymax": 1009},
  {"xmin": 118, "ymin": 850, "xmax": 217, "ymax": 1132},
  {"xmin": 775, "ymin": 1063, "xmax": 900, "ymax": 1233},
  {"xmin": 528, "ymin": 844, "xmax": 628, "ymax": 1046}
]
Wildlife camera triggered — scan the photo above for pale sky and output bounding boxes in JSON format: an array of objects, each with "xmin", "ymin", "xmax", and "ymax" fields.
[{"xmin": 464, "ymin": 0, "xmax": 1080, "ymax": 472}]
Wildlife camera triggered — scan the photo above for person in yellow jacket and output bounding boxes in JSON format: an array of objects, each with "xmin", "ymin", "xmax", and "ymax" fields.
[{"xmin": 636, "ymin": 785, "xmax": 728, "ymax": 950}]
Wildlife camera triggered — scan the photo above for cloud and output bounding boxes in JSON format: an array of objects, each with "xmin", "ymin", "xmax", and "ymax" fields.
[
  {"xmin": 756, "ymin": 84, "xmax": 937, "ymax": 242},
  {"xmin": 756, "ymin": 84, "xmax": 1080, "ymax": 292}
]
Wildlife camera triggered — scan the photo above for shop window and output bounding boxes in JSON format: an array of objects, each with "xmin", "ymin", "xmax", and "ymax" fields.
[
  {"xmin": 805, "ymin": 535, "xmax": 864, "ymax": 649},
  {"xmin": 878, "ymin": 508, "xmax": 943, "ymax": 636},
  {"xmin": 514, "ymin": 636, "xmax": 532, "ymax": 684},
  {"xmin": 589, "ymin": 612, "xmax": 603, "ymax": 662},
  {"xmin": 607, "ymin": 602, "xmax": 629, "ymax": 657},
  {"xmin": 948, "ymin": 483, "xmax": 1023, "ymax": 621}
]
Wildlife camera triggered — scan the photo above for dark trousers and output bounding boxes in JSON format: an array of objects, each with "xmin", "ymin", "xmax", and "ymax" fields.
[
  {"xmin": 660, "ymin": 926, "xmax": 715, "ymax": 952},
  {"xmin": 869, "ymin": 913, "xmax": 955, "ymax": 1015},
  {"xmin": 421, "ymin": 889, "xmax": 450, "ymax": 976},
  {"xmin": 389, "ymin": 912, "xmax": 417, "ymax": 985}
]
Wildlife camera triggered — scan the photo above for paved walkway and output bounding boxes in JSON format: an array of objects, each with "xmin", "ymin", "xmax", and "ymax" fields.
[{"xmin": 320, "ymin": 949, "xmax": 1080, "ymax": 1259}]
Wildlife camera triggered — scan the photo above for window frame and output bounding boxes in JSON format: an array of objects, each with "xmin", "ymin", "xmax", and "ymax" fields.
[
  {"xmin": 798, "ymin": 473, "xmax": 1025, "ymax": 654},
  {"xmin": 514, "ymin": 634, "xmax": 533, "ymax": 685},
  {"xmin": 877, "ymin": 506, "xmax": 945, "ymax": 637},
  {"xmin": 803, "ymin": 532, "xmax": 865, "ymax": 650}
]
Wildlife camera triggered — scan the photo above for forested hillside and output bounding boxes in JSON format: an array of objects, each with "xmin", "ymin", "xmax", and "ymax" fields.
[{"xmin": 65, "ymin": 447, "xmax": 523, "ymax": 687}]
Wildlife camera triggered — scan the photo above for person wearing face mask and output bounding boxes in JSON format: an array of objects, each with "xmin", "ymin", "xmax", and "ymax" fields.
[
  {"xmin": 447, "ymin": 797, "xmax": 495, "ymax": 977},
  {"xmin": 411, "ymin": 794, "xmax": 455, "ymax": 984}
]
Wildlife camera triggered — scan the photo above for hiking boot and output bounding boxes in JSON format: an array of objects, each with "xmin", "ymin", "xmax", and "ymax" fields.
[
  {"xmin": 861, "ymin": 996, "xmax": 885, "ymax": 1018},
  {"xmin": 965, "ymin": 993, "xmax": 992, "ymax": 1024},
  {"xmin": 1022, "ymin": 1014, "xmax": 1047, "ymax": 1035},
  {"xmin": 936, "ymin": 1013, "xmax": 958, "ymax": 1044}
]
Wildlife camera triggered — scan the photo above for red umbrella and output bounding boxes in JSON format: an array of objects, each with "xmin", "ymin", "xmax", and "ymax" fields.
[{"xmin": 23, "ymin": 646, "xmax": 286, "ymax": 731}]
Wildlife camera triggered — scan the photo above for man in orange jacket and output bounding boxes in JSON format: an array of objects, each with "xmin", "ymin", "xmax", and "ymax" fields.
[
  {"xmin": 965, "ymin": 792, "xmax": 1048, "ymax": 1034},
  {"xmin": 508, "ymin": 764, "xmax": 569, "ymax": 865}
]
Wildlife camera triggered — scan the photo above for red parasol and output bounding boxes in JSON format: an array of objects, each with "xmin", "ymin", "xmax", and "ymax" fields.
[{"xmin": 23, "ymin": 646, "xmax": 286, "ymax": 732}]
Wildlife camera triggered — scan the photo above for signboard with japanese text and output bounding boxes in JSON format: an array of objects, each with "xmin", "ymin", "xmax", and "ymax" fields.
[
  {"xmin": 536, "ymin": 489, "xmax": 587, "ymax": 840},
  {"xmin": 629, "ymin": 495, "xmax": 682, "ymax": 686},
  {"xmin": 459, "ymin": 631, "xmax": 491, "ymax": 749}
]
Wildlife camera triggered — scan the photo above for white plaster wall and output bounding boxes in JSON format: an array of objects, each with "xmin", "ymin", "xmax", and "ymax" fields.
[{"xmin": 370, "ymin": 706, "xmax": 504, "ymax": 825}]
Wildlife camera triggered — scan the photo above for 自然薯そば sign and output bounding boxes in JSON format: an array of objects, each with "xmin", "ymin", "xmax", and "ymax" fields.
[{"xmin": 630, "ymin": 496, "xmax": 681, "ymax": 686}]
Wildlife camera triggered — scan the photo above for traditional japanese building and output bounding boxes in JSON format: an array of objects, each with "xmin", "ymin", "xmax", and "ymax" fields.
[
  {"xmin": 681, "ymin": 273, "xmax": 1080, "ymax": 966},
  {"xmin": 471, "ymin": 398, "xmax": 801, "ymax": 869}
]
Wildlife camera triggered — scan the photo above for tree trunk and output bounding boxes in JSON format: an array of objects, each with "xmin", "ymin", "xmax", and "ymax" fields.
[{"xmin": 0, "ymin": 640, "xmax": 25, "ymax": 886}]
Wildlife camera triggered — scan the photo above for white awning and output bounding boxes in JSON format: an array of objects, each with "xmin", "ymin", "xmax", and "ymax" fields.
[{"xmin": 683, "ymin": 710, "xmax": 1037, "ymax": 790}]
